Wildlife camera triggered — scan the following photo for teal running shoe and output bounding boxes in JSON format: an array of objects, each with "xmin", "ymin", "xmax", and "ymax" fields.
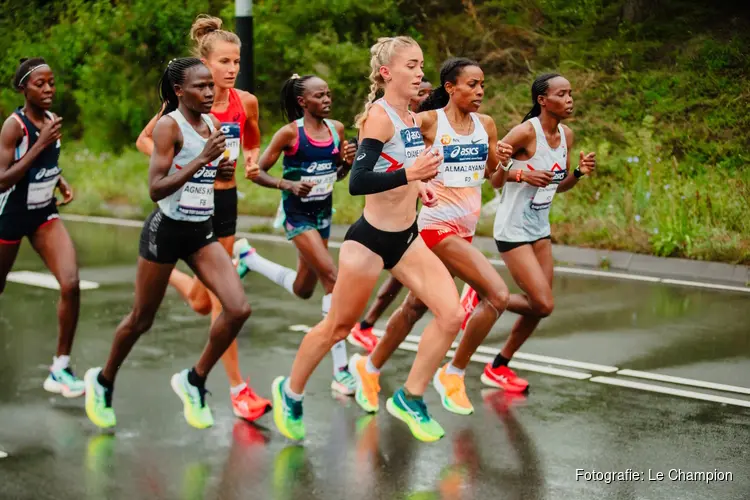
[
  {"xmin": 44, "ymin": 366, "xmax": 85, "ymax": 398},
  {"xmin": 331, "ymin": 368, "xmax": 356, "ymax": 396},
  {"xmin": 271, "ymin": 376, "xmax": 305, "ymax": 441},
  {"xmin": 386, "ymin": 387, "xmax": 445, "ymax": 443}
]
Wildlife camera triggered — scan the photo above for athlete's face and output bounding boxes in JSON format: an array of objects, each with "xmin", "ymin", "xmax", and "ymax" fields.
[
  {"xmin": 300, "ymin": 77, "xmax": 332, "ymax": 119},
  {"xmin": 409, "ymin": 81, "xmax": 432, "ymax": 111},
  {"xmin": 447, "ymin": 65, "xmax": 484, "ymax": 113},
  {"xmin": 22, "ymin": 67, "xmax": 56, "ymax": 110},
  {"xmin": 205, "ymin": 41, "xmax": 240, "ymax": 90},
  {"xmin": 176, "ymin": 65, "xmax": 215, "ymax": 114},
  {"xmin": 381, "ymin": 44, "xmax": 424, "ymax": 98},
  {"xmin": 540, "ymin": 77, "xmax": 573, "ymax": 119}
]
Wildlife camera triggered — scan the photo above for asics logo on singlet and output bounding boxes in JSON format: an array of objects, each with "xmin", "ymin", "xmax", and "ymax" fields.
[
  {"xmin": 34, "ymin": 166, "xmax": 61, "ymax": 180},
  {"xmin": 305, "ymin": 161, "xmax": 333, "ymax": 173},
  {"xmin": 450, "ymin": 146, "xmax": 480, "ymax": 159},
  {"xmin": 193, "ymin": 167, "xmax": 217, "ymax": 179},
  {"xmin": 404, "ymin": 130, "xmax": 422, "ymax": 142}
]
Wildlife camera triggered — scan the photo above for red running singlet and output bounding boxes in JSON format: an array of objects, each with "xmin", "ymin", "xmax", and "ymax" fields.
[{"xmin": 211, "ymin": 88, "xmax": 247, "ymax": 142}]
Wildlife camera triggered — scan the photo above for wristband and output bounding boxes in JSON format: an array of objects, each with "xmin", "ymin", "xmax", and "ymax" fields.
[
  {"xmin": 498, "ymin": 158, "xmax": 513, "ymax": 172},
  {"xmin": 516, "ymin": 169, "xmax": 523, "ymax": 183},
  {"xmin": 574, "ymin": 167, "xmax": 584, "ymax": 179}
]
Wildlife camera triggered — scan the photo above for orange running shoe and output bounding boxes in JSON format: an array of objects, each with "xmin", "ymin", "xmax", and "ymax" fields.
[
  {"xmin": 232, "ymin": 382, "xmax": 272, "ymax": 421},
  {"xmin": 349, "ymin": 353, "xmax": 381, "ymax": 413},
  {"xmin": 433, "ymin": 363, "xmax": 474, "ymax": 415},
  {"xmin": 480, "ymin": 363, "xmax": 529, "ymax": 393},
  {"xmin": 348, "ymin": 323, "xmax": 379, "ymax": 353}
]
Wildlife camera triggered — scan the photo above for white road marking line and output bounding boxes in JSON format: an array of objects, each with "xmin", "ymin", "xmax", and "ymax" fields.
[
  {"xmin": 616, "ymin": 369, "xmax": 750, "ymax": 396},
  {"xmin": 0, "ymin": 450, "xmax": 8, "ymax": 459},
  {"xmin": 590, "ymin": 376, "xmax": 750, "ymax": 408},
  {"xmin": 62, "ymin": 214, "xmax": 749, "ymax": 294},
  {"xmin": 393, "ymin": 341, "xmax": 591, "ymax": 379},
  {"xmin": 7, "ymin": 271, "xmax": 99, "ymax": 290},
  {"xmin": 369, "ymin": 328, "xmax": 618, "ymax": 373}
]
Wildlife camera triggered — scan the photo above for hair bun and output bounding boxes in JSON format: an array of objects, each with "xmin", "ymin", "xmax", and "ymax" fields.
[{"xmin": 190, "ymin": 14, "xmax": 223, "ymax": 42}]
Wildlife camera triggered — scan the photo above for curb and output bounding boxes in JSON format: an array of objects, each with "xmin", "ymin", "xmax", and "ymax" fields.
[{"xmin": 235, "ymin": 215, "xmax": 749, "ymax": 288}]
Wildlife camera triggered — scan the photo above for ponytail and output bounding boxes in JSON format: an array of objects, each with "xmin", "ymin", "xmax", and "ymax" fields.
[
  {"xmin": 418, "ymin": 85, "xmax": 448, "ymax": 112},
  {"xmin": 280, "ymin": 73, "xmax": 315, "ymax": 122},
  {"xmin": 158, "ymin": 57, "xmax": 204, "ymax": 115},
  {"xmin": 522, "ymin": 73, "xmax": 561, "ymax": 122},
  {"xmin": 419, "ymin": 57, "xmax": 479, "ymax": 112}
]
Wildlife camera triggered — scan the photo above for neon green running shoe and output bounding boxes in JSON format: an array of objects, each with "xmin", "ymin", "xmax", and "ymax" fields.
[
  {"xmin": 386, "ymin": 387, "xmax": 445, "ymax": 443},
  {"xmin": 170, "ymin": 369, "xmax": 214, "ymax": 429},
  {"xmin": 271, "ymin": 376, "xmax": 305, "ymax": 441},
  {"xmin": 84, "ymin": 368, "xmax": 116, "ymax": 429}
]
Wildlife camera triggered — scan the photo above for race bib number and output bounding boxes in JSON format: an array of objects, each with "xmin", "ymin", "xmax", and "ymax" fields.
[
  {"xmin": 401, "ymin": 127, "xmax": 425, "ymax": 168},
  {"xmin": 300, "ymin": 172, "xmax": 337, "ymax": 202},
  {"xmin": 442, "ymin": 143, "xmax": 488, "ymax": 188},
  {"xmin": 530, "ymin": 169, "xmax": 566, "ymax": 210},
  {"xmin": 220, "ymin": 122, "xmax": 241, "ymax": 162},
  {"xmin": 178, "ymin": 165, "xmax": 216, "ymax": 215},
  {"xmin": 27, "ymin": 166, "xmax": 61, "ymax": 209}
]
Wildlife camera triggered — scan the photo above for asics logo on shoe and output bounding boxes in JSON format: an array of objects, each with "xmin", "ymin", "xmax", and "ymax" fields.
[{"xmin": 397, "ymin": 393, "xmax": 424, "ymax": 422}]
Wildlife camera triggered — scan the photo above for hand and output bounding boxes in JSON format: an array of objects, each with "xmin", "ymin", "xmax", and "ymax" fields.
[
  {"xmin": 56, "ymin": 176, "xmax": 74, "ymax": 205},
  {"xmin": 289, "ymin": 181, "xmax": 315, "ymax": 197},
  {"xmin": 199, "ymin": 129, "xmax": 226, "ymax": 164},
  {"xmin": 520, "ymin": 169, "xmax": 554, "ymax": 187},
  {"xmin": 342, "ymin": 140, "xmax": 357, "ymax": 166},
  {"xmin": 496, "ymin": 141, "xmax": 513, "ymax": 166},
  {"xmin": 217, "ymin": 158, "xmax": 236, "ymax": 181},
  {"xmin": 419, "ymin": 182, "xmax": 438, "ymax": 208},
  {"xmin": 578, "ymin": 151, "xmax": 596, "ymax": 175},
  {"xmin": 406, "ymin": 148, "xmax": 442, "ymax": 182},
  {"xmin": 38, "ymin": 114, "xmax": 62, "ymax": 150},
  {"xmin": 244, "ymin": 160, "xmax": 260, "ymax": 180}
]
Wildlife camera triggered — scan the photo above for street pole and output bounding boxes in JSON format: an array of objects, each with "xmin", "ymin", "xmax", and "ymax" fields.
[{"xmin": 235, "ymin": 0, "xmax": 254, "ymax": 92}]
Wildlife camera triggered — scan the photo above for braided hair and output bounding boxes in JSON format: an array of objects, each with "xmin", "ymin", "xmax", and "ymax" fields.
[
  {"xmin": 418, "ymin": 57, "xmax": 479, "ymax": 112},
  {"xmin": 158, "ymin": 57, "xmax": 205, "ymax": 114},
  {"xmin": 280, "ymin": 73, "xmax": 316, "ymax": 122},
  {"xmin": 522, "ymin": 73, "xmax": 561, "ymax": 122},
  {"xmin": 13, "ymin": 57, "xmax": 49, "ymax": 90},
  {"xmin": 354, "ymin": 36, "xmax": 419, "ymax": 129}
]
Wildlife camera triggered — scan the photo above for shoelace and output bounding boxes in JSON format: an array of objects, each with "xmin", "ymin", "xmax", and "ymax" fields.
[{"xmin": 412, "ymin": 398, "xmax": 431, "ymax": 423}]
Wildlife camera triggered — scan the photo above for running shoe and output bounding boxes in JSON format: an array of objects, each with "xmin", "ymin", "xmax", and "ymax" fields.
[
  {"xmin": 349, "ymin": 353, "xmax": 380, "ymax": 413},
  {"xmin": 480, "ymin": 363, "xmax": 529, "ymax": 392},
  {"xmin": 385, "ymin": 387, "xmax": 445, "ymax": 443},
  {"xmin": 331, "ymin": 368, "xmax": 356, "ymax": 396},
  {"xmin": 84, "ymin": 367, "xmax": 116, "ymax": 429},
  {"xmin": 44, "ymin": 366, "xmax": 85, "ymax": 398},
  {"xmin": 232, "ymin": 382, "xmax": 272, "ymax": 421},
  {"xmin": 271, "ymin": 376, "xmax": 305, "ymax": 441},
  {"xmin": 433, "ymin": 363, "xmax": 474, "ymax": 415},
  {"xmin": 460, "ymin": 284, "xmax": 480, "ymax": 331},
  {"xmin": 170, "ymin": 369, "xmax": 214, "ymax": 429},
  {"xmin": 233, "ymin": 238, "xmax": 256, "ymax": 279},
  {"xmin": 348, "ymin": 323, "xmax": 379, "ymax": 353}
]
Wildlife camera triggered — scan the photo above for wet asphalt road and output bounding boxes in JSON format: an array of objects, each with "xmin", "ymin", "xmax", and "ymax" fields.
[{"xmin": 0, "ymin": 220, "xmax": 748, "ymax": 500}]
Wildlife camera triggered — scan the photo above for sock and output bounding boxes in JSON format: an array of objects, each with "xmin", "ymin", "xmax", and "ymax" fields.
[
  {"xmin": 97, "ymin": 372, "xmax": 113, "ymax": 390},
  {"xmin": 230, "ymin": 382, "xmax": 247, "ymax": 396},
  {"xmin": 446, "ymin": 361, "xmax": 465, "ymax": 377},
  {"xmin": 359, "ymin": 320, "xmax": 373, "ymax": 330},
  {"xmin": 187, "ymin": 367, "xmax": 206, "ymax": 389},
  {"xmin": 242, "ymin": 251, "xmax": 297, "ymax": 296},
  {"xmin": 331, "ymin": 340, "xmax": 348, "ymax": 374},
  {"xmin": 51, "ymin": 355, "xmax": 70, "ymax": 372},
  {"xmin": 492, "ymin": 353, "xmax": 511, "ymax": 369},
  {"xmin": 283, "ymin": 378, "xmax": 303, "ymax": 401},
  {"xmin": 365, "ymin": 356, "xmax": 380, "ymax": 374},
  {"xmin": 322, "ymin": 293, "xmax": 332, "ymax": 317},
  {"xmin": 403, "ymin": 386, "xmax": 423, "ymax": 401}
]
